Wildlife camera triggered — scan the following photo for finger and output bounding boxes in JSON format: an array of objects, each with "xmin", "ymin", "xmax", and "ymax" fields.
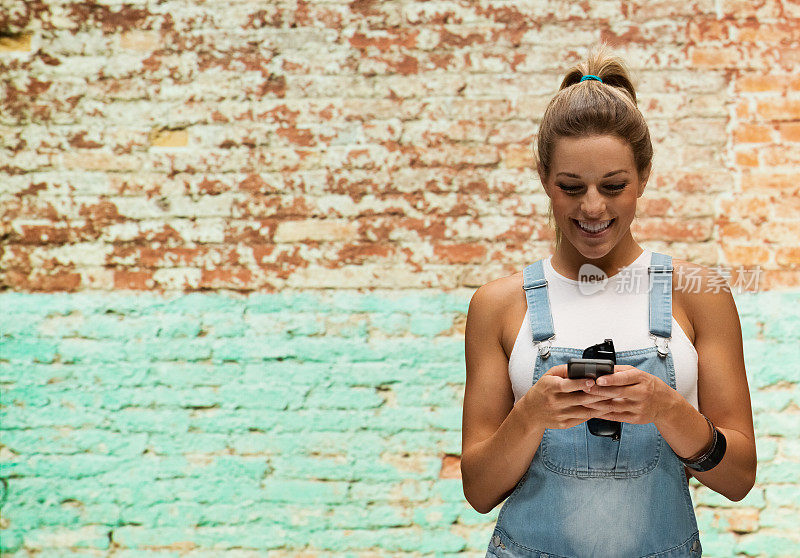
[
  {"xmin": 594, "ymin": 410, "xmax": 641, "ymax": 423},
  {"xmin": 564, "ymin": 404, "xmax": 597, "ymax": 421},
  {"xmin": 577, "ymin": 392, "xmax": 615, "ymax": 405},
  {"xmin": 580, "ymin": 400, "xmax": 603, "ymax": 411},
  {"xmin": 547, "ymin": 364, "xmax": 596, "ymax": 385},
  {"xmin": 584, "ymin": 396, "xmax": 630, "ymax": 411},
  {"xmin": 557, "ymin": 378, "xmax": 596, "ymax": 393},
  {"xmin": 544, "ymin": 366, "xmax": 595, "ymax": 392},
  {"xmin": 582, "ymin": 398, "xmax": 614, "ymax": 412},
  {"xmin": 595, "ymin": 368, "xmax": 642, "ymax": 387},
  {"xmin": 545, "ymin": 364, "xmax": 568, "ymax": 378},
  {"xmin": 582, "ymin": 383, "xmax": 620, "ymax": 396}
]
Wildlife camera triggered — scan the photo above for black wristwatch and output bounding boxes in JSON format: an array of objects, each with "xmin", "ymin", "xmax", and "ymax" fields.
[{"xmin": 679, "ymin": 415, "xmax": 727, "ymax": 472}]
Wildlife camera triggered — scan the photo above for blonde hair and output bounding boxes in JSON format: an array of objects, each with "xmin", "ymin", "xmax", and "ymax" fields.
[{"xmin": 535, "ymin": 44, "xmax": 653, "ymax": 250}]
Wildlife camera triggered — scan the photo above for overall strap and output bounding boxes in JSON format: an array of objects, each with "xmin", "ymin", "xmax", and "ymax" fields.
[
  {"xmin": 522, "ymin": 260, "xmax": 556, "ymax": 358},
  {"xmin": 648, "ymin": 252, "xmax": 673, "ymax": 357}
]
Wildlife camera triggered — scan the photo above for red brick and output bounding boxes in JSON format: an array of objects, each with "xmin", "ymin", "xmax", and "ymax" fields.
[
  {"xmin": 733, "ymin": 124, "xmax": 772, "ymax": 144},
  {"xmin": 2, "ymin": 3, "xmax": 799, "ymax": 294},
  {"xmin": 758, "ymin": 222, "xmax": 800, "ymax": 245},
  {"xmin": 114, "ymin": 270, "xmax": 155, "ymax": 290},
  {"xmin": 433, "ymin": 243, "xmax": 487, "ymax": 264},
  {"xmin": 778, "ymin": 123, "xmax": 800, "ymax": 142},
  {"xmin": 721, "ymin": 244, "xmax": 771, "ymax": 266},
  {"xmin": 637, "ymin": 197, "xmax": 672, "ymax": 217},
  {"xmin": 199, "ymin": 268, "xmax": 254, "ymax": 290},
  {"xmin": 718, "ymin": 220, "xmax": 755, "ymax": 242},
  {"xmin": 3, "ymin": 269, "xmax": 82, "ymax": 291},
  {"xmin": 718, "ymin": 0, "xmax": 782, "ymax": 19},
  {"xmin": 776, "ymin": 247, "xmax": 800, "ymax": 267},
  {"xmin": 758, "ymin": 270, "xmax": 800, "ymax": 290},
  {"xmin": 740, "ymin": 172, "xmax": 800, "ymax": 193},
  {"xmin": 761, "ymin": 145, "xmax": 800, "ymax": 166},
  {"xmin": 755, "ymin": 99, "xmax": 800, "ymax": 120},
  {"xmin": 439, "ymin": 454, "xmax": 462, "ymax": 479},
  {"xmin": 735, "ymin": 150, "xmax": 759, "ymax": 167},
  {"xmin": 735, "ymin": 21, "xmax": 799, "ymax": 43},
  {"xmin": 689, "ymin": 46, "xmax": 741, "ymax": 68},
  {"xmin": 688, "ymin": 18, "xmax": 730, "ymax": 42},
  {"xmin": 632, "ymin": 218, "xmax": 714, "ymax": 242},
  {"xmin": 347, "ymin": 29, "xmax": 419, "ymax": 51},
  {"xmin": 623, "ymin": 0, "xmax": 716, "ymax": 19},
  {"xmin": 718, "ymin": 196, "xmax": 772, "ymax": 222},
  {"xmin": 501, "ymin": 145, "xmax": 533, "ymax": 168},
  {"xmin": 736, "ymin": 73, "xmax": 787, "ymax": 93}
]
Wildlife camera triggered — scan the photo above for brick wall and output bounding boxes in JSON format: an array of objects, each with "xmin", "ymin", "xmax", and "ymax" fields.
[{"xmin": 1, "ymin": 1, "xmax": 799, "ymax": 555}]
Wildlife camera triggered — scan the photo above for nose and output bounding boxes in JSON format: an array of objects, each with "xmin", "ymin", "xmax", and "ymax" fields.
[{"xmin": 580, "ymin": 186, "xmax": 607, "ymax": 217}]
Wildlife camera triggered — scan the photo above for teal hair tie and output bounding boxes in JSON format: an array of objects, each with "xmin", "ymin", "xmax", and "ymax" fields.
[{"xmin": 580, "ymin": 74, "xmax": 602, "ymax": 83}]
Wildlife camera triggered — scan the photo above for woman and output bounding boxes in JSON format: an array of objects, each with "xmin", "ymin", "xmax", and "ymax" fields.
[{"xmin": 461, "ymin": 46, "xmax": 757, "ymax": 558}]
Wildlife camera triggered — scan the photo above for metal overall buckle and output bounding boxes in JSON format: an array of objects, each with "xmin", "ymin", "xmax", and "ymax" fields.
[
  {"xmin": 536, "ymin": 337, "xmax": 554, "ymax": 359},
  {"xmin": 652, "ymin": 335, "xmax": 670, "ymax": 358}
]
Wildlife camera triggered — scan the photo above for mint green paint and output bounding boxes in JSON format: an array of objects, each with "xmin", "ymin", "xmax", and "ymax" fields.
[
  {"xmin": 694, "ymin": 485, "xmax": 766, "ymax": 509},
  {"xmin": 409, "ymin": 313, "xmax": 458, "ymax": 336},
  {"xmin": 736, "ymin": 534, "xmax": 800, "ymax": 557},
  {"xmin": 0, "ymin": 291, "xmax": 797, "ymax": 555},
  {"xmin": 758, "ymin": 507, "xmax": 798, "ymax": 530},
  {"xmin": 781, "ymin": 439, "xmax": 800, "ymax": 459},
  {"xmin": 756, "ymin": 437, "xmax": 779, "ymax": 462},
  {"xmin": 0, "ymin": 338, "xmax": 58, "ymax": 363},
  {"xmin": 698, "ymin": 530, "xmax": 738, "ymax": 558},
  {"xmin": 750, "ymin": 389, "xmax": 794, "ymax": 413},
  {"xmin": 765, "ymin": 485, "xmax": 800, "ymax": 507},
  {"xmin": 757, "ymin": 462, "xmax": 800, "ymax": 483}
]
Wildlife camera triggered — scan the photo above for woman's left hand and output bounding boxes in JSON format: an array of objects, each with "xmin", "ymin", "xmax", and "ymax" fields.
[{"xmin": 581, "ymin": 365, "xmax": 675, "ymax": 425}]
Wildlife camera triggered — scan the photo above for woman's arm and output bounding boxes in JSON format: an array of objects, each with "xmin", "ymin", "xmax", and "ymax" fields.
[
  {"xmin": 460, "ymin": 281, "xmax": 546, "ymax": 514},
  {"xmin": 655, "ymin": 265, "xmax": 757, "ymax": 501},
  {"xmin": 460, "ymin": 279, "xmax": 608, "ymax": 513}
]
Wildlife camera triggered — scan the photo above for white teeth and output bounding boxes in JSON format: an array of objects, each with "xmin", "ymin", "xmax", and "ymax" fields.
[{"xmin": 578, "ymin": 220, "xmax": 612, "ymax": 233}]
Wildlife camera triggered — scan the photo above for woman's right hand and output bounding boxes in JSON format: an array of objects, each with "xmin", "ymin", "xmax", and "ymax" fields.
[{"xmin": 519, "ymin": 364, "xmax": 610, "ymax": 430}]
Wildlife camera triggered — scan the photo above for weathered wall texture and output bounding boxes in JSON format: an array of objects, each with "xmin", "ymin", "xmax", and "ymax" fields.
[
  {"xmin": 1, "ymin": 0, "xmax": 799, "ymax": 556},
  {"xmin": 2, "ymin": 0, "xmax": 799, "ymax": 291}
]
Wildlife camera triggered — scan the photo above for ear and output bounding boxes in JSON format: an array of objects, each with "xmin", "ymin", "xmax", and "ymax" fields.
[{"xmin": 637, "ymin": 163, "xmax": 651, "ymax": 197}]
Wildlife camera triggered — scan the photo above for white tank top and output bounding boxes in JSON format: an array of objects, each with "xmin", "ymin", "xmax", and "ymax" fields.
[{"xmin": 508, "ymin": 249, "xmax": 699, "ymax": 410}]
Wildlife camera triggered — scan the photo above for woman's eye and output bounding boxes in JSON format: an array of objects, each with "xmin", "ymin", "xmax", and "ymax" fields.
[
  {"xmin": 556, "ymin": 182, "xmax": 628, "ymax": 194},
  {"xmin": 557, "ymin": 183, "xmax": 582, "ymax": 194}
]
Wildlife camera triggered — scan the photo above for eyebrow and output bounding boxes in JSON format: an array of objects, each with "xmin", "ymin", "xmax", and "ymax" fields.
[{"xmin": 556, "ymin": 170, "xmax": 628, "ymax": 178}]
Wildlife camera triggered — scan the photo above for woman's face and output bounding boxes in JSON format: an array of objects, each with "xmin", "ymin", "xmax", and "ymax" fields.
[{"xmin": 539, "ymin": 134, "xmax": 649, "ymax": 261}]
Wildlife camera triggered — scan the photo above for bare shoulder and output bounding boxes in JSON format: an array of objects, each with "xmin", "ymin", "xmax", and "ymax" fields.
[
  {"xmin": 671, "ymin": 258, "xmax": 734, "ymax": 301},
  {"xmin": 670, "ymin": 257, "xmax": 740, "ymax": 339},
  {"xmin": 470, "ymin": 271, "xmax": 524, "ymax": 312},
  {"xmin": 467, "ymin": 270, "xmax": 526, "ymax": 359}
]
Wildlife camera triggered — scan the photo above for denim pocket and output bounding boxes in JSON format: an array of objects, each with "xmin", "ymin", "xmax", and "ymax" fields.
[{"xmin": 534, "ymin": 352, "xmax": 663, "ymax": 478}]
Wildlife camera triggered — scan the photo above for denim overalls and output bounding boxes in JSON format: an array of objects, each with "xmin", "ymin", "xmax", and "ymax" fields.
[{"xmin": 486, "ymin": 253, "xmax": 702, "ymax": 558}]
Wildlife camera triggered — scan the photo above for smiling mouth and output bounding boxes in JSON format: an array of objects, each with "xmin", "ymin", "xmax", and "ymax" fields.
[{"xmin": 573, "ymin": 218, "xmax": 615, "ymax": 233}]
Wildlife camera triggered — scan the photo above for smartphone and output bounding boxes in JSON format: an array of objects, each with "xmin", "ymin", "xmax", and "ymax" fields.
[{"xmin": 567, "ymin": 358, "xmax": 615, "ymax": 380}]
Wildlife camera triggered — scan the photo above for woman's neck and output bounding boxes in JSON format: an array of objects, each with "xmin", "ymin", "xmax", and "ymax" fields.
[{"xmin": 550, "ymin": 233, "xmax": 644, "ymax": 281}]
